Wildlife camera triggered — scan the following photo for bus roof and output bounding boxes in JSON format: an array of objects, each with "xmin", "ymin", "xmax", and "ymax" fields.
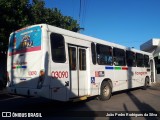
[{"xmin": 10, "ymin": 24, "xmax": 152, "ymax": 56}]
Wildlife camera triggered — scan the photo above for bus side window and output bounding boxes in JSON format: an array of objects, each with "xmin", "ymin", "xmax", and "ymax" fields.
[
  {"xmin": 79, "ymin": 49, "xmax": 86, "ymax": 70},
  {"xmin": 50, "ymin": 33, "xmax": 66, "ymax": 63},
  {"xmin": 136, "ymin": 53, "xmax": 144, "ymax": 67},
  {"xmin": 126, "ymin": 50, "xmax": 136, "ymax": 67},
  {"xmin": 144, "ymin": 55, "xmax": 150, "ymax": 67},
  {"xmin": 91, "ymin": 42, "xmax": 96, "ymax": 65},
  {"xmin": 69, "ymin": 47, "xmax": 76, "ymax": 70},
  {"xmin": 113, "ymin": 48, "xmax": 126, "ymax": 66},
  {"xmin": 96, "ymin": 44, "xmax": 112, "ymax": 65}
]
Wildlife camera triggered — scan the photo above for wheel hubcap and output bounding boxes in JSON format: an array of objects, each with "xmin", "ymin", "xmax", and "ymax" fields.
[{"xmin": 103, "ymin": 86, "xmax": 109, "ymax": 96}]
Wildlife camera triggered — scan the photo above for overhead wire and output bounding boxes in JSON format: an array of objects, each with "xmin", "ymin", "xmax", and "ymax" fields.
[
  {"xmin": 78, "ymin": 0, "xmax": 88, "ymax": 31},
  {"xmin": 82, "ymin": 0, "xmax": 87, "ymax": 29},
  {"xmin": 79, "ymin": 0, "xmax": 82, "ymax": 26},
  {"xmin": 72, "ymin": 0, "xmax": 75, "ymax": 19}
]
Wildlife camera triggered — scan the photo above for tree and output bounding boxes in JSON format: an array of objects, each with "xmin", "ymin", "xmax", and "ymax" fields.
[
  {"xmin": 0, "ymin": 0, "xmax": 80, "ymax": 51},
  {"xmin": 44, "ymin": 8, "xmax": 80, "ymax": 32},
  {"xmin": 0, "ymin": 0, "xmax": 32, "ymax": 51}
]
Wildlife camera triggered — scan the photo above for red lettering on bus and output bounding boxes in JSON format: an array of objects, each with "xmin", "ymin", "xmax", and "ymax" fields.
[
  {"xmin": 58, "ymin": 71, "xmax": 62, "ymax": 78},
  {"xmin": 55, "ymin": 71, "xmax": 59, "ymax": 78},
  {"xmin": 51, "ymin": 71, "xmax": 68, "ymax": 78},
  {"xmin": 64, "ymin": 71, "xmax": 68, "ymax": 78},
  {"xmin": 135, "ymin": 72, "xmax": 147, "ymax": 76},
  {"xmin": 28, "ymin": 71, "xmax": 37, "ymax": 76}
]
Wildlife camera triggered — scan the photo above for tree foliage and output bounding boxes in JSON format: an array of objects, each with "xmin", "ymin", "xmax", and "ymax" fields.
[{"xmin": 0, "ymin": 0, "xmax": 80, "ymax": 51}]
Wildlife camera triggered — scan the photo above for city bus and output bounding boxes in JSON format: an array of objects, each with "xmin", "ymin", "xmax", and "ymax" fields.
[{"xmin": 7, "ymin": 24, "xmax": 152, "ymax": 101}]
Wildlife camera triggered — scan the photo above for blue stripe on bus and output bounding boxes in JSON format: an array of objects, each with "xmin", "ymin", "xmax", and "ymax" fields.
[
  {"xmin": 21, "ymin": 66, "xmax": 27, "ymax": 68},
  {"xmin": 105, "ymin": 66, "xmax": 114, "ymax": 70}
]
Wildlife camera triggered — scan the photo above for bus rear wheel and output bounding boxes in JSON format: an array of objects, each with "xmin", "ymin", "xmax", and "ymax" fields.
[{"xmin": 99, "ymin": 81, "xmax": 112, "ymax": 101}]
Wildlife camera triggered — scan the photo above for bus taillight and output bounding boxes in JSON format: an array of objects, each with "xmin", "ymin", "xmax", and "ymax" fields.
[{"xmin": 37, "ymin": 70, "xmax": 45, "ymax": 89}]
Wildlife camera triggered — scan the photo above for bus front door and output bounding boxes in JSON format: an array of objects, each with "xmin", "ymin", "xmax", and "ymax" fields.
[{"xmin": 68, "ymin": 45, "xmax": 87, "ymax": 98}]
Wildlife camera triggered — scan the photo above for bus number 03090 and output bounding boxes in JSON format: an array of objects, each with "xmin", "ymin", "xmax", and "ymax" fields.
[{"xmin": 52, "ymin": 71, "xmax": 68, "ymax": 78}]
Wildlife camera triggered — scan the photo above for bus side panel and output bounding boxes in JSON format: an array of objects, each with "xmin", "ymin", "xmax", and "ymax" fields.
[
  {"xmin": 49, "ymin": 35, "xmax": 70, "ymax": 101},
  {"xmin": 90, "ymin": 65, "xmax": 115, "ymax": 96},
  {"xmin": 133, "ymin": 67, "xmax": 149, "ymax": 87},
  {"xmin": 113, "ymin": 67, "xmax": 128, "ymax": 91}
]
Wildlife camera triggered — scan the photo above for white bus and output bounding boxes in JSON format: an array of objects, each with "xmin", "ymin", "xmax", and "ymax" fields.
[{"xmin": 7, "ymin": 24, "xmax": 152, "ymax": 101}]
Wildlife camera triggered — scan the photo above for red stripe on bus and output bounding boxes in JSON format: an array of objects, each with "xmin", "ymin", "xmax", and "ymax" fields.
[
  {"xmin": 122, "ymin": 67, "xmax": 128, "ymax": 70},
  {"xmin": 9, "ymin": 46, "xmax": 41, "ymax": 56},
  {"xmin": 12, "ymin": 66, "xmax": 16, "ymax": 69}
]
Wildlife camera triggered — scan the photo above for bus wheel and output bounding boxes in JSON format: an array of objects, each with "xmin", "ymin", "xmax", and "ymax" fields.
[
  {"xmin": 99, "ymin": 81, "xmax": 112, "ymax": 101},
  {"xmin": 143, "ymin": 77, "xmax": 149, "ymax": 90}
]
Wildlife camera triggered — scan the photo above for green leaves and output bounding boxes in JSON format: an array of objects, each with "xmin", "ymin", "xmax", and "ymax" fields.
[{"xmin": 0, "ymin": 0, "xmax": 80, "ymax": 51}]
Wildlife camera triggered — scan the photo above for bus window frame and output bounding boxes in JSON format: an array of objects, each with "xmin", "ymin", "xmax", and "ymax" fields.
[
  {"xmin": 50, "ymin": 33, "xmax": 66, "ymax": 63},
  {"xmin": 144, "ymin": 55, "xmax": 150, "ymax": 67},
  {"xmin": 126, "ymin": 50, "xmax": 136, "ymax": 67},
  {"xmin": 96, "ymin": 44, "xmax": 113, "ymax": 65},
  {"xmin": 113, "ymin": 48, "xmax": 126, "ymax": 66},
  {"xmin": 136, "ymin": 53, "xmax": 144, "ymax": 67},
  {"xmin": 91, "ymin": 42, "xmax": 96, "ymax": 65}
]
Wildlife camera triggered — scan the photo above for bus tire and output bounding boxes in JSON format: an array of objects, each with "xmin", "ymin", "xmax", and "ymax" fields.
[
  {"xmin": 99, "ymin": 81, "xmax": 112, "ymax": 101},
  {"xmin": 143, "ymin": 77, "xmax": 149, "ymax": 90}
]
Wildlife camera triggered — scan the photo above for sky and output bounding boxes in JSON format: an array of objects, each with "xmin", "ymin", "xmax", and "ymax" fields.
[{"xmin": 45, "ymin": 0, "xmax": 160, "ymax": 49}]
